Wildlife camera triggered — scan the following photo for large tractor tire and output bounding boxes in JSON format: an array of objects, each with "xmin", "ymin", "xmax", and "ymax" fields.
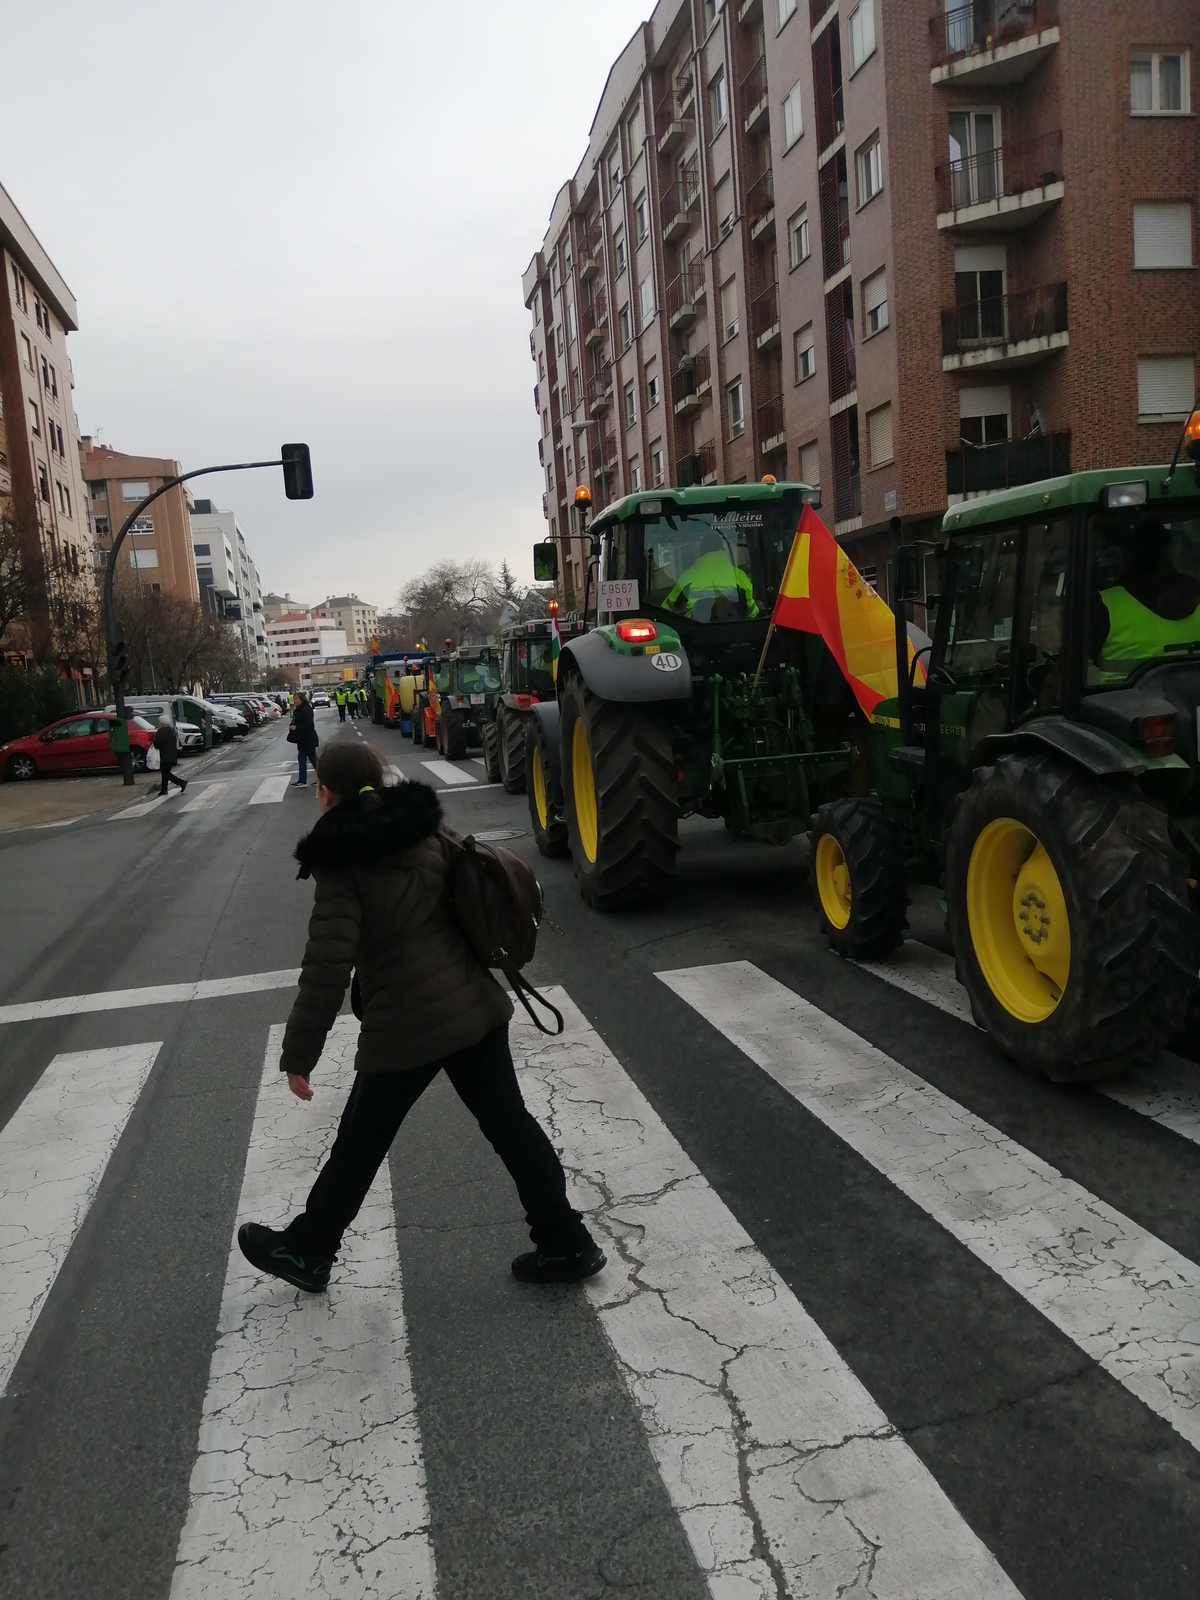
[
  {"xmin": 498, "ymin": 707, "xmax": 527, "ymax": 794},
  {"xmin": 811, "ymin": 799, "xmax": 907, "ymax": 958},
  {"xmin": 946, "ymin": 753, "xmax": 1196, "ymax": 1082},
  {"xmin": 526, "ymin": 719, "xmax": 568, "ymax": 857},
  {"xmin": 481, "ymin": 720, "xmax": 502, "ymax": 782},
  {"xmin": 442, "ymin": 711, "xmax": 468, "ymax": 761},
  {"xmin": 560, "ymin": 675, "xmax": 678, "ymax": 910},
  {"xmin": 411, "ymin": 698, "xmax": 425, "ymax": 747}
]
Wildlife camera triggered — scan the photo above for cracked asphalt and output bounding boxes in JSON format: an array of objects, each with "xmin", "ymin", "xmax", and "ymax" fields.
[{"xmin": 0, "ymin": 711, "xmax": 1198, "ymax": 1598}]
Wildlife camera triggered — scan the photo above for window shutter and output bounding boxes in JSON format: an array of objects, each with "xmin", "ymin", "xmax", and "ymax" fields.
[
  {"xmin": 715, "ymin": 175, "xmax": 733, "ymax": 234},
  {"xmin": 1137, "ymin": 355, "xmax": 1196, "ymax": 419},
  {"xmin": 1133, "ymin": 204, "xmax": 1193, "ymax": 269},
  {"xmin": 863, "ymin": 270, "xmax": 887, "ymax": 315},
  {"xmin": 801, "ymin": 442, "xmax": 820, "ymax": 487},
  {"xmin": 868, "ymin": 403, "xmax": 893, "ymax": 466}
]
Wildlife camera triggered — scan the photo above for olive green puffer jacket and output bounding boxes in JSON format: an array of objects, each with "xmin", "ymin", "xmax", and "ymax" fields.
[{"xmin": 279, "ymin": 782, "xmax": 513, "ymax": 1078}]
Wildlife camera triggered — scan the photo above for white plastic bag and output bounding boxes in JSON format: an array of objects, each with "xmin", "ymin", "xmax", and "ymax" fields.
[{"xmin": 145, "ymin": 744, "xmax": 160, "ymax": 771}]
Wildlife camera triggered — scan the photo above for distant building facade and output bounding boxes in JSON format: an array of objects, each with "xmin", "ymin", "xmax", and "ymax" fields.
[
  {"xmin": 264, "ymin": 610, "xmax": 348, "ymax": 687},
  {"xmin": 81, "ymin": 443, "xmax": 200, "ymax": 607},
  {"xmin": 190, "ymin": 499, "xmax": 268, "ymax": 671},
  {"xmin": 317, "ymin": 594, "xmax": 378, "ymax": 653}
]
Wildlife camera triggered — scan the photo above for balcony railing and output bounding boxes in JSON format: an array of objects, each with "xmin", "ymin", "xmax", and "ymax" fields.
[
  {"xmin": 810, "ymin": 0, "xmax": 834, "ymax": 27},
  {"xmin": 587, "ymin": 363, "xmax": 614, "ymax": 412},
  {"xmin": 662, "ymin": 156, "xmax": 701, "ymax": 237},
  {"xmin": 746, "ymin": 164, "xmax": 774, "ymax": 230},
  {"xmin": 600, "ymin": 433, "xmax": 618, "ymax": 474},
  {"xmin": 654, "ymin": 75, "xmax": 695, "ymax": 147},
  {"xmin": 665, "ymin": 260, "xmax": 706, "ymax": 324},
  {"xmin": 946, "ymin": 431, "xmax": 1070, "ymax": 495},
  {"xmin": 935, "ymin": 130, "xmax": 1063, "ymax": 216},
  {"xmin": 751, "ymin": 280, "xmax": 780, "ymax": 343},
  {"xmin": 812, "ymin": 24, "xmax": 845, "ymax": 152},
  {"xmin": 758, "ymin": 394, "xmax": 785, "ymax": 446},
  {"xmin": 581, "ymin": 286, "xmax": 608, "ymax": 346},
  {"xmin": 826, "ymin": 286, "xmax": 856, "ymax": 404},
  {"xmin": 819, "ymin": 157, "xmax": 851, "ymax": 279},
  {"xmin": 579, "ymin": 215, "xmax": 603, "ymax": 277},
  {"xmin": 677, "ymin": 439, "xmax": 716, "ymax": 488},
  {"xmin": 740, "ymin": 55, "xmax": 768, "ymax": 127},
  {"xmin": 931, "ymin": 0, "xmax": 1059, "ymax": 70},
  {"xmin": 672, "ymin": 346, "xmax": 712, "ymax": 407},
  {"xmin": 941, "ymin": 281, "xmax": 1067, "ymax": 360}
]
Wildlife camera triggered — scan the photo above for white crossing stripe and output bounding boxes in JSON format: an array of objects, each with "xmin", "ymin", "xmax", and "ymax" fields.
[
  {"xmin": 248, "ymin": 775, "xmax": 291, "ymax": 805},
  {"xmin": 863, "ymin": 939, "xmax": 1200, "ymax": 1146},
  {"xmin": 385, "ymin": 765, "xmax": 405, "ymax": 785},
  {"xmin": 513, "ymin": 993, "xmax": 1021, "ymax": 1599},
  {"xmin": 171, "ymin": 1020, "xmax": 435, "ymax": 1599},
  {"xmin": 109, "ymin": 794, "xmax": 168, "ymax": 820},
  {"xmin": 0, "ymin": 969, "xmax": 299, "ymax": 1026},
  {"xmin": 659, "ymin": 961, "xmax": 1200, "ymax": 1453},
  {"xmin": 0, "ymin": 1043, "xmax": 162, "ymax": 1397},
  {"xmin": 470, "ymin": 758, "xmax": 488, "ymax": 768},
  {"xmin": 180, "ymin": 781, "xmax": 230, "ymax": 813},
  {"xmin": 420, "ymin": 759, "xmax": 477, "ymax": 786}
]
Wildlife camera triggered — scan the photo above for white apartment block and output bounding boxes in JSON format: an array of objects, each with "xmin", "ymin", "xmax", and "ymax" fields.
[
  {"xmin": 318, "ymin": 594, "xmax": 378, "ymax": 652},
  {"xmin": 265, "ymin": 612, "xmax": 349, "ymax": 687},
  {"xmin": 190, "ymin": 499, "xmax": 268, "ymax": 671}
]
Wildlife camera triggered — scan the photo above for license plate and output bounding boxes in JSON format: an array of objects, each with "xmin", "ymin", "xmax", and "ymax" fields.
[{"xmin": 470, "ymin": 693, "xmax": 486, "ymax": 705}]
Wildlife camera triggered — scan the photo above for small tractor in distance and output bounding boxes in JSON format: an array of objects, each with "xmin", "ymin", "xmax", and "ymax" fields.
[
  {"xmin": 367, "ymin": 650, "xmax": 434, "ymax": 732},
  {"xmin": 417, "ymin": 645, "xmax": 501, "ymax": 760},
  {"xmin": 482, "ymin": 615, "xmax": 583, "ymax": 791}
]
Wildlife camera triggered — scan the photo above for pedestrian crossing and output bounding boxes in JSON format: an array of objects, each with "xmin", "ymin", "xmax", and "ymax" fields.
[{"xmin": 4, "ymin": 950, "xmax": 1200, "ymax": 1596}]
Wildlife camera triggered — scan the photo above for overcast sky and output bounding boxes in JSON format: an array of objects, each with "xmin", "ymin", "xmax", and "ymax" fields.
[{"xmin": 0, "ymin": 1, "xmax": 650, "ymax": 612}]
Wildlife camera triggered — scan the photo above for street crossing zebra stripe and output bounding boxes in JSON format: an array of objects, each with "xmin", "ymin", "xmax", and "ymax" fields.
[
  {"xmin": 180, "ymin": 781, "xmax": 231, "ymax": 813},
  {"xmin": 513, "ymin": 991, "xmax": 1023, "ymax": 1599},
  {"xmin": 171, "ymin": 1019, "xmax": 435, "ymax": 1600},
  {"xmin": 0, "ymin": 1043, "xmax": 162, "ymax": 1397},
  {"xmin": 248, "ymin": 775, "xmax": 291, "ymax": 805},
  {"xmin": 859, "ymin": 939, "xmax": 1200, "ymax": 1146},
  {"xmin": 0, "ymin": 969, "xmax": 300, "ymax": 1025},
  {"xmin": 109, "ymin": 794, "xmax": 168, "ymax": 820},
  {"xmin": 658, "ymin": 960, "xmax": 1200, "ymax": 1454},
  {"xmin": 419, "ymin": 760, "xmax": 477, "ymax": 786}
]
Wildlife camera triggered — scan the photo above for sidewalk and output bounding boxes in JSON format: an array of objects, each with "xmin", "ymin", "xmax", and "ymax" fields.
[{"xmin": 0, "ymin": 747, "xmax": 227, "ymax": 833}]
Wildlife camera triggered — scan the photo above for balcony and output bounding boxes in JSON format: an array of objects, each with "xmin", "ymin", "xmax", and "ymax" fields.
[
  {"xmin": 826, "ymin": 282, "xmax": 856, "ymax": 405},
  {"xmin": 677, "ymin": 440, "xmax": 717, "ymax": 488},
  {"xmin": 936, "ymin": 130, "xmax": 1063, "ymax": 231},
  {"xmin": 942, "ymin": 281, "xmax": 1068, "ymax": 372},
  {"xmin": 662, "ymin": 156, "xmax": 701, "ymax": 241},
  {"xmin": 741, "ymin": 55, "xmax": 769, "ymax": 134},
  {"xmin": 931, "ymin": 0, "xmax": 1060, "ymax": 86},
  {"xmin": 588, "ymin": 364, "xmax": 614, "ymax": 413},
  {"xmin": 666, "ymin": 260, "xmax": 707, "ymax": 329},
  {"xmin": 737, "ymin": 0, "xmax": 761, "ymax": 22},
  {"xmin": 758, "ymin": 395, "xmax": 786, "ymax": 454},
  {"xmin": 810, "ymin": 0, "xmax": 836, "ymax": 26},
  {"xmin": 819, "ymin": 153, "xmax": 851, "ymax": 280},
  {"xmin": 582, "ymin": 286, "xmax": 608, "ymax": 347},
  {"xmin": 946, "ymin": 431, "xmax": 1070, "ymax": 497},
  {"xmin": 655, "ymin": 76, "xmax": 695, "ymax": 155},
  {"xmin": 600, "ymin": 433, "xmax": 619, "ymax": 476},
  {"xmin": 752, "ymin": 280, "xmax": 780, "ymax": 348},
  {"xmin": 747, "ymin": 164, "xmax": 775, "ymax": 241},
  {"xmin": 673, "ymin": 347, "xmax": 712, "ymax": 416},
  {"xmin": 580, "ymin": 216, "xmax": 603, "ymax": 280}
]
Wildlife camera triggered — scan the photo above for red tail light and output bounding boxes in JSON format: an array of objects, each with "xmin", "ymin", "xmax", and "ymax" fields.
[
  {"xmin": 615, "ymin": 619, "xmax": 657, "ymax": 643},
  {"xmin": 1140, "ymin": 712, "xmax": 1175, "ymax": 759}
]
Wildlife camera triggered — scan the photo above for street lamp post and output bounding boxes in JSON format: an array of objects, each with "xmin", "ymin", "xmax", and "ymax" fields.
[{"xmin": 104, "ymin": 443, "xmax": 313, "ymax": 784}]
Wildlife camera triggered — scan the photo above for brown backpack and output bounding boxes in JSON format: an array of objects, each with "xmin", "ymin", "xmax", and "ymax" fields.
[{"xmin": 442, "ymin": 829, "xmax": 564, "ymax": 1036}]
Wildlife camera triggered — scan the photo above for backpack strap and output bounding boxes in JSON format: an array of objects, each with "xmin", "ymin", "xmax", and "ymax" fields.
[{"xmin": 502, "ymin": 959, "xmax": 564, "ymax": 1036}]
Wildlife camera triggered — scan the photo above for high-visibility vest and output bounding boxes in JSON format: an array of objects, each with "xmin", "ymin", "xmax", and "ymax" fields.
[
  {"xmin": 1098, "ymin": 585, "xmax": 1200, "ymax": 679},
  {"xmin": 665, "ymin": 550, "xmax": 760, "ymax": 618}
]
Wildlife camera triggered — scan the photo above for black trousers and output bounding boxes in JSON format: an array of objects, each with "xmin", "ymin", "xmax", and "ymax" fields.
[
  {"xmin": 286, "ymin": 1024, "xmax": 589, "ymax": 1259},
  {"xmin": 158, "ymin": 762, "xmax": 186, "ymax": 795},
  {"xmin": 337, "ymin": 703, "xmax": 346, "ymax": 721}
]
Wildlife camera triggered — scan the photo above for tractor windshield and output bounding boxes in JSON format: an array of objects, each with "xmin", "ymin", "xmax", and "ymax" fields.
[
  {"xmin": 1087, "ymin": 505, "xmax": 1200, "ymax": 684},
  {"xmin": 639, "ymin": 502, "xmax": 799, "ymax": 623},
  {"xmin": 456, "ymin": 658, "xmax": 501, "ymax": 693}
]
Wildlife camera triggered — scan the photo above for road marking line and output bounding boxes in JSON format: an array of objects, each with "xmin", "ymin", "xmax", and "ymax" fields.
[
  {"xmin": 513, "ymin": 992, "xmax": 1021, "ymax": 1600},
  {"xmin": 385, "ymin": 764, "xmax": 405, "ymax": 785},
  {"xmin": 863, "ymin": 939, "xmax": 1200, "ymax": 1146},
  {"xmin": 470, "ymin": 758, "xmax": 488, "ymax": 768},
  {"xmin": 420, "ymin": 759, "xmax": 477, "ymax": 786},
  {"xmin": 33, "ymin": 815, "xmax": 80, "ymax": 828},
  {"xmin": 248, "ymin": 775, "xmax": 291, "ymax": 805},
  {"xmin": 180, "ymin": 781, "xmax": 231, "ymax": 813},
  {"xmin": 171, "ymin": 1020, "xmax": 436, "ymax": 1600},
  {"xmin": 659, "ymin": 960, "xmax": 1200, "ymax": 1454},
  {"xmin": 0, "ymin": 969, "xmax": 299, "ymax": 1025},
  {"xmin": 109, "ymin": 794, "xmax": 168, "ymax": 820},
  {"xmin": 0, "ymin": 1043, "xmax": 162, "ymax": 1397}
]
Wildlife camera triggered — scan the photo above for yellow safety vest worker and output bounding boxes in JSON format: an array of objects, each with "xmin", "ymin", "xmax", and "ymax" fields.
[
  {"xmin": 665, "ymin": 550, "xmax": 760, "ymax": 619},
  {"xmin": 1097, "ymin": 585, "xmax": 1200, "ymax": 679}
]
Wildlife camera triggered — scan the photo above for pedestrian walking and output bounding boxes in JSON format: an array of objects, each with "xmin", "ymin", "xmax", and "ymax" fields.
[
  {"xmin": 237, "ymin": 739, "xmax": 605, "ymax": 1292},
  {"xmin": 153, "ymin": 715, "xmax": 188, "ymax": 796},
  {"xmin": 335, "ymin": 686, "xmax": 347, "ymax": 723},
  {"xmin": 346, "ymin": 685, "xmax": 356, "ymax": 720},
  {"xmin": 288, "ymin": 692, "xmax": 319, "ymax": 786}
]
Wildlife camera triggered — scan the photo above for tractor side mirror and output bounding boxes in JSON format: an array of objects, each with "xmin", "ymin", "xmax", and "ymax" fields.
[
  {"xmin": 533, "ymin": 542, "xmax": 558, "ymax": 582},
  {"xmin": 895, "ymin": 545, "xmax": 924, "ymax": 603}
]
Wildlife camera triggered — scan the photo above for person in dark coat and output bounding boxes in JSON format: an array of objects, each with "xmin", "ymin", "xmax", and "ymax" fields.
[
  {"xmin": 237, "ymin": 738, "xmax": 604, "ymax": 1293},
  {"xmin": 289, "ymin": 692, "xmax": 319, "ymax": 786},
  {"xmin": 153, "ymin": 715, "xmax": 188, "ymax": 796}
]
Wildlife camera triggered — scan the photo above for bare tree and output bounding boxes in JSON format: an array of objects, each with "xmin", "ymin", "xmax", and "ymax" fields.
[
  {"xmin": 399, "ymin": 558, "xmax": 501, "ymax": 647},
  {"xmin": 373, "ymin": 611, "xmax": 413, "ymax": 653}
]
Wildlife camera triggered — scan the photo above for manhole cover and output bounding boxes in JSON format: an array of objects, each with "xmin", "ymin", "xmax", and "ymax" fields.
[{"xmin": 472, "ymin": 828, "xmax": 528, "ymax": 843}]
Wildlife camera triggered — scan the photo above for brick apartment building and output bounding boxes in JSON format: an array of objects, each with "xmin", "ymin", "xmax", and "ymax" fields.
[
  {"xmin": 523, "ymin": 0, "xmax": 1197, "ymax": 602},
  {"xmin": 80, "ymin": 443, "xmax": 201, "ymax": 608},
  {"xmin": 0, "ymin": 181, "xmax": 94, "ymax": 663}
]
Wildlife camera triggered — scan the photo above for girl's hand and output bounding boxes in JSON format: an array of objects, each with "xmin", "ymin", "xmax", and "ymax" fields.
[{"xmin": 287, "ymin": 1072, "xmax": 313, "ymax": 1101}]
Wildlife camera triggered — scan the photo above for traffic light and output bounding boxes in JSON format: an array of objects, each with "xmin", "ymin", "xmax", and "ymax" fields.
[
  {"xmin": 281, "ymin": 442, "xmax": 314, "ymax": 500},
  {"xmin": 108, "ymin": 635, "xmax": 129, "ymax": 684}
]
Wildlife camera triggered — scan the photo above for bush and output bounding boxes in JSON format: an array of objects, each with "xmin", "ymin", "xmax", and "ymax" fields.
[{"xmin": 0, "ymin": 666, "xmax": 78, "ymax": 746}]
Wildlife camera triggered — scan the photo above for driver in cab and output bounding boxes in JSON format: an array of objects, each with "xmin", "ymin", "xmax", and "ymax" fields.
[
  {"xmin": 1092, "ymin": 516, "xmax": 1200, "ymax": 679},
  {"xmin": 664, "ymin": 528, "xmax": 760, "ymax": 622}
]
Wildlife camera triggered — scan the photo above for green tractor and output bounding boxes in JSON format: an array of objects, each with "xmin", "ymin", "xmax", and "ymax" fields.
[
  {"xmin": 482, "ymin": 616, "xmax": 583, "ymax": 791},
  {"xmin": 432, "ymin": 645, "xmax": 501, "ymax": 760}
]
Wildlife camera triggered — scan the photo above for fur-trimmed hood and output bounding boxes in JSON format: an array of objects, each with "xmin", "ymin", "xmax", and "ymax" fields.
[{"xmin": 294, "ymin": 781, "xmax": 443, "ymax": 877}]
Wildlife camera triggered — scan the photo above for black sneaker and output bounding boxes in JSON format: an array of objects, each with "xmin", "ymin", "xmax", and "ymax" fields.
[
  {"xmin": 511, "ymin": 1242, "xmax": 607, "ymax": 1283},
  {"xmin": 238, "ymin": 1222, "xmax": 332, "ymax": 1293}
]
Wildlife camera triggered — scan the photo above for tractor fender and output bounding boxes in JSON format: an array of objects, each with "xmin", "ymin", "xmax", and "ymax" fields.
[
  {"xmin": 529, "ymin": 698, "xmax": 564, "ymax": 802},
  {"xmin": 970, "ymin": 717, "xmax": 1147, "ymax": 778},
  {"xmin": 560, "ymin": 630, "xmax": 692, "ymax": 703}
]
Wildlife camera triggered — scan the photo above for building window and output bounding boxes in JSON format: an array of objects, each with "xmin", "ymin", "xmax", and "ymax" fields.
[
  {"xmin": 639, "ymin": 271, "xmax": 655, "ymax": 326},
  {"xmin": 630, "ymin": 457, "xmax": 641, "ymax": 490},
  {"xmin": 703, "ymin": 0, "xmax": 723, "ymax": 28},
  {"xmin": 867, "ymin": 403, "xmax": 893, "ymax": 467},
  {"xmin": 651, "ymin": 442, "xmax": 665, "ymax": 486},
  {"xmin": 619, "ymin": 302, "xmax": 633, "ymax": 345},
  {"xmin": 646, "ymin": 363, "xmax": 660, "ymax": 409},
  {"xmin": 727, "ymin": 379, "xmax": 745, "ymax": 437},
  {"xmin": 794, "ymin": 322, "xmax": 816, "ymax": 383},
  {"xmin": 856, "ymin": 133, "xmax": 883, "ymax": 206},
  {"xmin": 121, "ymin": 480, "xmax": 150, "ymax": 500},
  {"xmin": 194, "ymin": 543, "xmax": 211, "ymax": 557},
  {"xmin": 948, "ymin": 111, "xmax": 998, "ymax": 208},
  {"xmin": 1137, "ymin": 355, "xmax": 1196, "ymax": 421},
  {"xmin": 788, "ymin": 205, "xmax": 810, "ymax": 267},
  {"xmin": 19, "ymin": 331, "xmax": 32, "ymax": 370},
  {"xmin": 539, "ymin": 351, "xmax": 545, "ymax": 379},
  {"xmin": 720, "ymin": 277, "xmax": 739, "ymax": 341},
  {"xmin": 55, "ymin": 423, "xmax": 65, "ymax": 455},
  {"xmin": 800, "ymin": 440, "xmax": 820, "ymax": 488},
  {"xmin": 624, "ymin": 381, "xmax": 637, "ymax": 428},
  {"xmin": 714, "ymin": 173, "xmax": 734, "ymax": 238},
  {"xmin": 557, "ymin": 326, "xmax": 564, "ymax": 355},
  {"xmin": 95, "ymin": 516, "xmax": 110, "ymax": 536},
  {"xmin": 38, "ymin": 464, "xmax": 51, "ymax": 502},
  {"xmin": 635, "ymin": 190, "xmax": 649, "ymax": 242},
  {"xmin": 11, "ymin": 263, "xmax": 27, "ymax": 311},
  {"xmin": 848, "ymin": 2, "xmax": 876, "ymax": 74},
  {"xmin": 710, "ymin": 70, "xmax": 728, "ymax": 129},
  {"xmin": 1133, "ymin": 203, "xmax": 1193, "ymax": 268},
  {"xmin": 776, "ymin": 0, "xmax": 796, "ymax": 28},
  {"xmin": 29, "ymin": 400, "xmax": 40, "ymax": 436},
  {"xmin": 782, "ymin": 83, "xmax": 803, "ymax": 150},
  {"xmin": 627, "ymin": 105, "xmax": 643, "ymax": 151},
  {"xmin": 565, "ymin": 445, "xmax": 573, "ymax": 474},
  {"xmin": 609, "ymin": 149, "xmax": 621, "ymax": 193},
  {"xmin": 1131, "ymin": 50, "xmax": 1190, "ymax": 114},
  {"xmin": 567, "ymin": 300, "xmax": 578, "ymax": 343},
  {"xmin": 862, "ymin": 268, "xmax": 889, "ymax": 336},
  {"xmin": 615, "ymin": 229, "xmax": 627, "ymax": 274}
]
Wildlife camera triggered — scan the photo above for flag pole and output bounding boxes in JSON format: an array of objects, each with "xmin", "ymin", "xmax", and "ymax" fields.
[{"xmin": 751, "ymin": 619, "xmax": 775, "ymax": 692}]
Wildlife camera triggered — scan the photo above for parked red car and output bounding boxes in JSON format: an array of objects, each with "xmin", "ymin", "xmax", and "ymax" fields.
[{"xmin": 0, "ymin": 713, "xmax": 156, "ymax": 780}]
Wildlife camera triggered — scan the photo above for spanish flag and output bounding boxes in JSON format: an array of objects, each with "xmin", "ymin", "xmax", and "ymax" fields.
[{"xmin": 772, "ymin": 503, "xmax": 925, "ymax": 716}]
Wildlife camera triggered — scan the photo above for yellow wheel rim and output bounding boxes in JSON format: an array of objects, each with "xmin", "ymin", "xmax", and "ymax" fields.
[
  {"xmin": 571, "ymin": 718, "xmax": 599, "ymax": 865},
  {"xmin": 815, "ymin": 832, "xmax": 852, "ymax": 930},
  {"xmin": 967, "ymin": 817, "xmax": 1070, "ymax": 1023},
  {"xmin": 532, "ymin": 745, "xmax": 548, "ymax": 831}
]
